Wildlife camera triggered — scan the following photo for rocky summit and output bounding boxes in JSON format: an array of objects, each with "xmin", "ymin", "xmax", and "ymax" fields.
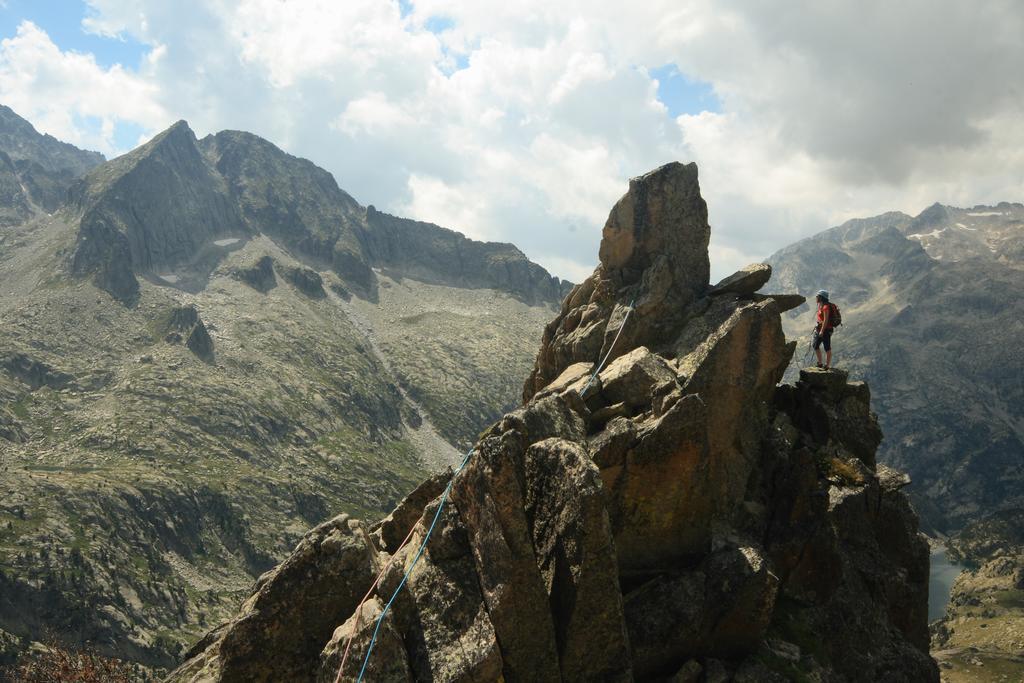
[{"xmin": 171, "ymin": 163, "xmax": 937, "ymax": 682}]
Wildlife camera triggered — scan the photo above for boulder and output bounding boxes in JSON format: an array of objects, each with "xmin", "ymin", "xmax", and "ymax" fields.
[
  {"xmin": 279, "ymin": 264, "xmax": 327, "ymax": 299},
  {"xmin": 711, "ymin": 263, "xmax": 772, "ymax": 296},
  {"xmin": 156, "ymin": 305, "xmax": 215, "ymax": 364},
  {"xmin": 232, "ymin": 255, "xmax": 277, "ymax": 293},
  {"xmin": 523, "ymin": 162, "xmax": 711, "ymax": 400},
  {"xmin": 624, "ymin": 570, "xmax": 704, "ymax": 677},
  {"xmin": 755, "ymin": 293, "xmax": 806, "ymax": 312},
  {"xmin": 379, "ymin": 500, "xmax": 503, "ymax": 682},
  {"xmin": 371, "ymin": 468, "xmax": 450, "ymax": 553},
  {"xmin": 701, "ymin": 545, "xmax": 779, "ymax": 657},
  {"xmin": 598, "ymin": 346, "xmax": 677, "ymax": 410},
  {"xmin": 450, "ymin": 432, "xmax": 562, "ymax": 682},
  {"xmin": 317, "ymin": 597, "xmax": 412, "ymax": 683}
]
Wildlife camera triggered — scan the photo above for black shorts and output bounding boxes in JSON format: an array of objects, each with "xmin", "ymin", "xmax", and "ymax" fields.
[{"xmin": 813, "ymin": 328, "xmax": 833, "ymax": 352}]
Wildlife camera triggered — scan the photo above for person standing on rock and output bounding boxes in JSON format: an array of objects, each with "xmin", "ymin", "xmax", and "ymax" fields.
[{"xmin": 813, "ymin": 289, "xmax": 835, "ymax": 370}]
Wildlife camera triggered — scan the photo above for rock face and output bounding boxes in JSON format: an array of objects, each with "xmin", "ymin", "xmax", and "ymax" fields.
[
  {"xmin": 64, "ymin": 121, "xmax": 571, "ymax": 307},
  {"xmin": 69, "ymin": 121, "xmax": 247, "ymax": 302},
  {"xmin": 0, "ymin": 105, "xmax": 104, "ymax": 225},
  {"xmin": 170, "ymin": 163, "xmax": 937, "ymax": 682}
]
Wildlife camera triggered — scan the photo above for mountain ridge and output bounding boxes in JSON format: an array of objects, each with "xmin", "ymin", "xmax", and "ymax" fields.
[{"xmin": 0, "ymin": 105, "xmax": 569, "ymax": 668}]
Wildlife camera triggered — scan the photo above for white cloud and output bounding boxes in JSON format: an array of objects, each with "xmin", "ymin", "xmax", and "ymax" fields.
[
  {"xmin": 0, "ymin": 21, "xmax": 169, "ymax": 157},
  {"xmin": 10, "ymin": 0, "xmax": 1022, "ymax": 282}
]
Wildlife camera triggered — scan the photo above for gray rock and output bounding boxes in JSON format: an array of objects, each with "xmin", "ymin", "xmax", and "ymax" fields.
[
  {"xmin": 317, "ymin": 597, "xmax": 412, "ymax": 683},
  {"xmin": 372, "ymin": 468, "xmax": 450, "ymax": 553},
  {"xmin": 711, "ymin": 262, "xmax": 772, "ymax": 296},
  {"xmin": 232, "ymin": 255, "xmax": 277, "ymax": 293},
  {"xmin": 278, "ymin": 264, "xmax": 327, "ymax": 299}
]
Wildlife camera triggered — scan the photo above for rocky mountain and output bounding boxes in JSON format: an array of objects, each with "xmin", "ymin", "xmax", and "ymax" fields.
[
  {"xmin": 0, "ymin": 105, "xmax": 104, "ymax": 225},
  {"xmin": 931, "ymin": 509, "xmax": 1024, "ymax": 681},
  {"xmin": 0, "ymin": 108, "xmax": 568, "ymax": 668},
  {"xmin": 767, "ymin": 203, "xmax": 1024, "ymax": 533},
  {"xmin": 171, "ymin": 163, "xmax": 937, "ymax": 682}
]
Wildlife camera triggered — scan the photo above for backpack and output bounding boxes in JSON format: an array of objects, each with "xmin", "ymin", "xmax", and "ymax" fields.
[{"xmin": 828, "ymin": 302, "xmax": 842, "ymax": 327}]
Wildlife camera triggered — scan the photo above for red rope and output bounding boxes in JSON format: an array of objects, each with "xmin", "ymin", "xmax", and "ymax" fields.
[{"xmin": 333, "ymin": 521, "xmax": 419, "ymax": 683}]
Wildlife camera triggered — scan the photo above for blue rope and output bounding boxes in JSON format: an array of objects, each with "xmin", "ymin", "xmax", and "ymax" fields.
[
  {"xmin": 355, "ymin": 298, "xmax": 635, "ymax": 681},
  {"xmin": 356, "ymin": 447, "xmax": 473, "ymax": 682}
]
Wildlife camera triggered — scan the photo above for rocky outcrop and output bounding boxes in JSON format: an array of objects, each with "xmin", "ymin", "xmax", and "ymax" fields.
[
  {"xmin": 710, "ymin": 262, "xmax": 771, "ymax": 296},
  {"xmin": 278, "ymin": 264, "xmax": 327, "ymax": 299},
  {"xmin": 170, "ymin": 163, "xmax": 936, "ymax": 682},
  {"xmin": 231, "ymin": 255, "xmax": 277, "ymax": 293},
  {"xmin": 155, "ymin": 305, "xmax": 215, "ymax": 364}
]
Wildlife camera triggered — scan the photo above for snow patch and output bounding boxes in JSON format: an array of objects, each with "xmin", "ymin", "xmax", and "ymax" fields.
[
  {"xmin": 907, "ymin": 228, "xmax": 947, "ymax": 240},
  {"xmin": 967, "ymin": 211, "xmax": 1005, "ymax": 217},
  {"xmin": 213, "ymin": 238, "xmax": 241, "ymax": 247},
  {"xmin": 159, "ymin": 274, "xmax": 180, "ymax": 284},
  {"xmin": 955, "ymin": 223, "xmax": 977, "ymax": 231}
]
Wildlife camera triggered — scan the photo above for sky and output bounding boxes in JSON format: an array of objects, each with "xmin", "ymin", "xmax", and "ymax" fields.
[{"xmin": 1, "ymin": 1, "xmax": 1022, "ymax": 282}]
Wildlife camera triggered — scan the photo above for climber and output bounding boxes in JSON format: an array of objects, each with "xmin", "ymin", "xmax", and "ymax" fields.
[{"xmin": 813, "ymin": 289, "xmax": 835, "ymax": 370}]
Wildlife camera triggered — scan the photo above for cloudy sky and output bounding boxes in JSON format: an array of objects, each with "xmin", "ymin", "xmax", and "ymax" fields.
[{"xmin": 2, "ymin": 0, "xmax": 1022, "ymax": 281}]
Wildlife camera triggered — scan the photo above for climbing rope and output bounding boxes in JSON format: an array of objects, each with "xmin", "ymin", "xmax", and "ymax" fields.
[
  {"xmin": 333, "ymin": 520, "xmax": 419, "ymax": 683},
  {"xmin": 339, "ymin": 298, "xmax": 636, "ymax": 682}
]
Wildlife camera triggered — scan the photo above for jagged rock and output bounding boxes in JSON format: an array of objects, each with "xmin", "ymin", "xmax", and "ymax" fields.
[
  {"xmin": 775, "ymin": 368, "xmax": 882, "ymax": 466},
  {"xmin": 702, "ymin": 545, "xmax": 779, "ymax": 656},
  {"xmin": 624, "ymin": 570, "xmax": 705, "ymax": 676},
  {"xmin": 155, "ymin": 305, "xmax": 215, "ymax": 364},
  {"xmin": 754, "ymin": 292, "xmax": 806, "ymax": 312},
  {"xmin": 69, "ymin": 121, "xmax": 247, "ymax": 302},
  {"xmin": 232, "ymin": 255, "xmax": 277, "ymax": 293},
  {"xmin": 278, "ymin": 264, "xmax": 327, "ymax": 299},
  {"xmin": 70, "ymin": 214, "xmax": 139, "ymax": 304},
  {"xmin": 450, "ymin": 430, "xmax": 562, "ymax": 682},
  {"xmin": 589, "ymin": 401, "xmax": 631, "ymax": 429},
  {"xmin": 378, "ymin": 500, "xmax": 503, "ymax": 682},
  {"xmin": 523, "ymin": 438, "xmax": 632, "ymax": 680},
  {"xmin": 371, "ymin": 468, "xmax": 450, "ymax": 553},
  {"xmin": 876, "ymin": 462, "xmax": 912, "ymax": 491},
  {"xmin": 537, "ymin": 361, "xmax": 594, "ymax": 398},
  {"xmin": 172, "ymin": 163, "xmax": 937, "ymax": 683},
  {"xmin": 524, "ymin": 162, "xmax": 711, "ymax": 399},
  {"xmin": 317, "ymin": 597, "xmax": 411, "ymax": 683},
  {"xmin": 711, "ymin": 263, "xmax": 772, "ymax": 296},
  {"xmin": 168, "ymin": 515, "xmax": 379, "ymax": 682},
  {"xmin": 598, "ymin": 346, "xmax": 677, "ymax": 409},
  {"xmin": 1, "ymin": 353, "xmax": 75, "ymax": 391}
]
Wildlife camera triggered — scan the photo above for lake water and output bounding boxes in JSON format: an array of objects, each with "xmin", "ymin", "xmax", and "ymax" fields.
[{"xmin": 929, "ymin": 547, "xmax": 964, "ymax": 621}]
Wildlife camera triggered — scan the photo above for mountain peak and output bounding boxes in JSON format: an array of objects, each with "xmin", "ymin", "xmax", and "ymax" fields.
[{"xmin": 69, "ymin": 119, "xmax": 246, "ymax": 302}]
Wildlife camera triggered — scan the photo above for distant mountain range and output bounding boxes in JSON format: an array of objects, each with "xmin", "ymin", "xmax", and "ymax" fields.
[
  {"xmin": 768, "ymin": 202, "xmax": 1024, "ymax": 533},
  {"xmin": 0, "ymin": 105, "xmax": 568, "ymax": 666}
]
